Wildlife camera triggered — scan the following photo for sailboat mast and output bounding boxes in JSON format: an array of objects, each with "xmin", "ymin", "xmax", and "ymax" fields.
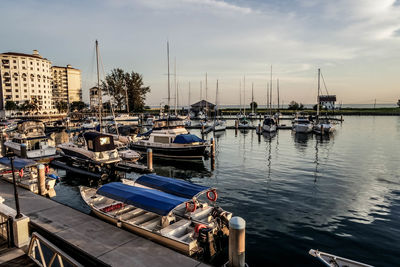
[
  {"xmin": 239, "ymin": 80, "xmax": 242, "ymax": 114},
  {"xmin": 277, "ymin": 78, "xmax": 280, "ymax": 112},
  {"xmin": 266, "ymin": 82, "xmax": 269, "ymax": 111},
  {"xmin": 167, "ymin": 41, "xmax": 170, "ymax": 113},
  {"xmin": 174, "ymin": 57, "xmax": 177, "ymax": 115},
  {"xmin": 243, "ymin": 75, "xmax": 246, "ymax": 116},
  {"xmin": 215, "ymin": 80, "xmax": 218, "ymax": 121},
  {"xmin": 200, "ymin": 81, "xmax": 202, "ymax": 101},
  {"xmin": 317, "ymin": 68, "xmax": 320, "ymax": 117},
  {"xmin": 95, "ymin": 40, "xmax": 102, "ymax": 129},
  {"xmin": 251, "ymin": 83, "xmax": 254, "ymax": 113},
  {"xmin": 188, "ymin": 82, "xmax": 191, "ymax": 110},
  {"xmin": 270, "ymin": 65, "xmax": 272, "ymax": 115}
]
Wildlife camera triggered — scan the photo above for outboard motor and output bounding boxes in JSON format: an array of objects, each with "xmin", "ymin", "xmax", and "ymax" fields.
[
  {"xmin": 211, "ymin": 207, "xmax": 230, "ymax": 228},
  {"xmin": 198, "ymin": 227, "xmax": 216, "ymax": 261}
]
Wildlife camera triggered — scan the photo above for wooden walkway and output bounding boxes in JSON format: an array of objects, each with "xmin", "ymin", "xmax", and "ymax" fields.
[{"xmin": 0, "ymin": 180, "xmax": 207, "ymax": 267}]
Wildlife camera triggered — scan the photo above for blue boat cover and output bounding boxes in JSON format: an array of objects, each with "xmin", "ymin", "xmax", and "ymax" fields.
[
  {"xmin": 97, "ymin": 182, "xmax": 189, "ymax": 216},
  {"xmin": 136, "ymin": 174, "xmax": 210, "ymax": 199},
  {"xmin": 173, "ymin": 134, "xmax": 204, "ymax": 144},
  {"xmin": 0, "ymin": 157, "xmax": 37, "ymax": 169}
]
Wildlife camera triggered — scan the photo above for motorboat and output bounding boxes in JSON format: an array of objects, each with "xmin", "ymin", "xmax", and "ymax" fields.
[
  {"xmin": 114, "ymin": 141, "xmax": 141, "ymax": 162},
  {"xmin": 115, "ymin": 114, "xmax": 139, "ymax": 125},
  {"xmin": 4, "ymin": 120, "xmax": 57, "ymax": 159},
  {"xmin": 238, "ymin": 117, "xmax": 251, "ymax": 128},
  {"xmin": 213, "ymin": 120, "xmax": 226, "ymax": 132},
  {"xmin": 292, "ymin": 115, "xmax": 313, "ymax": 133},
  {"xmin": 313, "ymin": 117, "xmax": 335, "ymax": 135},
  {"xmin": 262, "ymin": 116, "xmax": 277, "ymax": 133},
  {"xmin": 57, "ymin": 131, "xmax": 121, "ymax": 165},
  {"xmin": 82, "ymin": 118, "xmax": 99, "ymax": 130},
  {"xmin": 309, "ymin": 249, "xmax": 373, "ymax": 267},
  {"xmin": 80, "ymin": 174, "xmax": 232, "ymax": 259},
  {"xmin": 130, "ymin": 127, "xmax": 209, "ymax": 160}
]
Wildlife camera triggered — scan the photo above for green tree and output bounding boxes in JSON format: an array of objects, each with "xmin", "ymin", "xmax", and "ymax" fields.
[
  {"xmin": 163, "ymin": 105, "xmax": 170, "ymax": 113},
  {"xmin": 101, "ymin": 68, "xmax": 126, "ymax": 111},
  {"xmin": 125, "ymin": 71, "xmax": 150, "ymax": 112},
  {"xmin": 250, "ymin": 101, "xmax": 258, "ymax": 112},
  {"xmin": 70, "ymin": 101, "xmax": 87, "ymax": 112},
  {"xmin": 397, "ymin": 99, "xmax": 400, "ymax": 108},
  {"xmin": 55, "ymin": 101, "xmax": 68, "ymax": 113},
  {"xmin": 5, "ymin": 101, "xmax": 18, "ymax": 111},
  {"xmin": 288, "ymin": 101, "xmax": 299, "ymax": 110}
]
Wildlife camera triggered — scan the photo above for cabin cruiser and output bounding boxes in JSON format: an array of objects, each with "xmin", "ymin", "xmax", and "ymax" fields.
[
  {"xmin": 213, "ymin": 120, "xmax": 226, "ymax": 132},
  {"xmin": 131, "ymin": 118, "xmax": 209, "ymax": 160},
  {"xmin": 115, "ymin": 114, "xmax": 139, "ymax": 126},
  {"xmin": 114, "ymin": 141, "xmax": 141, "ymax": 162},
  {"xmin": 80, "ymin": 174, "xmax": 232, "ymax": 259},
  {"xmin": 262, "ymin": 116, "xmax": 277, "ymax": 133},
  {"xmin": 57, "ymin": 131, "xmax": 121, "ymax": 165},
  {"xmin": 4, "ymin": 120, "xmax": 57, "ymax": 159},
  {"xmin": 292, "ymin": 115, "xmax": 313, "ymax": 133},
  {"xmin": 313, "ymin": 117, "xmax": 335, "ymax": 135}
]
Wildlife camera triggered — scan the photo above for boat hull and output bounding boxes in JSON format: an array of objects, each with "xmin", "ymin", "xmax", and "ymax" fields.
[
  {"xmin": 293, "ymin": 124, "xmax": 313, "ymax": 133},
  {"xmin": 130, "ymin": 143, "xmax": 208, "ymax": 159}
]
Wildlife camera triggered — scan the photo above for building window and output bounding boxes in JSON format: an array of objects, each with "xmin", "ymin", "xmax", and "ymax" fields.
[
  {"xmin": 14, "ymin": 78, "xmax": 18, "ymax": 81},
  {"xmin": 30, "ymin": 78, "xmax": 33, "ymax": 82},
  {"xmin": 16, "ymin": 95, "xmax": 19, "ymax": 98},
  {"xmin": 37, "ymin": 62, "xmax": 39, "ymax": 66},
  {"xmin": 30, "ymin": 67, "xmax": 33, "ymax": 70},
  {"xmin": 30, "ymin": 62, "xmax": 33, "ymax": 65},
  {"xmin": 15, "ymin": 83, "xmax": 18, "ymax": 86},
  {"xmin": 13, "ymin": 66, "xmax": 17, "ymax": 69},
  {"xmin": 37, "ymin": 68, "xmax": 39, "ymax": 71},
  {"xmin": 24, "ymin": 89, "xmax": 27, "ymax": 92},
  {"xmin": 13, "ymin": 60, "xmax": 16, "ymax": 63},
  {"xmin": 22, "ymin": 61, "xmax": 25, "ymax": 64},
  {"xmin": 23, "ymin": 78, "xmax": 26, "ymax": 81},
  {"xmin": 24, "ymin": 95, "xmax": 27, "ymax": 98},
  {"xmin": 31, "ymin": 85, "xmax": 34, "ymax": 87},
  {"xmin": 16, "ymin": 89, "xmax": 19, "ymax": 92},
  {"xmin": 24, "ymin": 84, "xmax": 27, "ymax": 87}
]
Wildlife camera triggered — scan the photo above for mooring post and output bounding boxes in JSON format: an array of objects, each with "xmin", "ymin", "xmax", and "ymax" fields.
[
  {"xmin": 0, "ymin": 133, "xmax": 5, "ymax": 157},
  {"xmin": 235, "ymin": 119, "xmax": 239, "ymax": 129},
  {"xmin": 147, "ymin": 148, "xmax": 153, "ymax": 171},
  {"xmin": 257, "ymin": 124, "xmax": 261, "ymax": 134},
  {"xmin": 229, "ymin": 217, "xmax": 246, "ymax": 267},
  {"xmin": 202, "ymin": 124, "xmax": 205, "ymax": 134},
  {"xmin": 210, "ymin": 138, "xmax": 215, "ymax": 158},
  {"xmin": 37, "ymin": 164, "xmax": 46, "ymax": 196},
  {"xmin": 20, "ymin": 144, "xmax": 27, "ymax": 159},
  {"xmin": 341, "ymin": 114, "xmax": 343, "ymax": 123},
  {"xmin": 320, "ymin": 124, "xmax": 324, "ymax": 135}
]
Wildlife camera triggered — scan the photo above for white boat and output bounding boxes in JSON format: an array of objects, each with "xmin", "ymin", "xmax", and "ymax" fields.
[
  {"xmin": 115, "ymin": 114, "xmax": 139, "ymax": 125},
  {"xmin": 82, "ymin": 118, "xmax": 99, "ymax": 130},
  {"xmin": 4, "ymin": 120, "xmax": 57, "ymax": 159},
  {"xmin": 309, "ymin": 249, "xmax": 373, "ymax": 267},
  {"xmin": 57, "ymin": 131, "xmax": 121, "ymax": 165},
  {"xmin": 238, "ymin": 117, "xmax": 251, "ymax": 128},
  {"xmin": 292, "ymin": 115, "xmax": 313, "ymax": 133},
  {"xmin": 262, "ymin": 116, "xmax": 277, "ymax": 133},
  {"xmin": 213, "ymin": 120, "xmax": 226, "ymax": 132},
  {"xmin": 313, "ymin": 68, "xmax": 335, "ymax": 135},
  {"xmin": 80, "ymin": 174, "xmax": 232, "ymax": 258},
  {"xmin": 114, "ymin": 141, "xmax": 141, "ymax": 162}
]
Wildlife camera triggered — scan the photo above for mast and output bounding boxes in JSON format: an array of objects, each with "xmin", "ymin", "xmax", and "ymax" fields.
[
  {"xmin": 167, "ymin": 41, "xmax": 170, "ymax": 113},
  {"xmin": 174, "ymin": 57, "xmax": 177, "ymax": 115},
  {"xmin": 243, "ymin": 75, "xmax": 246, "ymax": 116},
  {"xmin": 200, "ymin": 81, "xmax": 202, "ymax": 101},
  {"xmin": 95, "ymin": 40, "xmax": 102, "ymax": 129},
  {"xmin": 317, "ymin": 68, "xmax": 320, "ymax": 117},
  {"xmin": 266, "ymin": 82, "xmax": 269, "ymax": 111},
  {"xmin": 269, "ymin": 65, "xmax": 272, "ymax": 115},
  {"xmin": 277, "ymin": 78, "xmax": 280, "ymax": 112},
  {"xmin": 188, "ymin": 81, "xmax": 191, "ymax": 111},
  {"xmin": 251, "ymin": 82, "xmax": 254, "ymax": 114},
  {"xmin": 239, "ymin": 80, "xmax": 242, "ymax": 114},
  {"xmin": 215, "ymin": 79, "xmax": 219, "ymax": 122},
  {"xmin": 205, "ymin": 73, "xmax": 208, "ymax": 118}
]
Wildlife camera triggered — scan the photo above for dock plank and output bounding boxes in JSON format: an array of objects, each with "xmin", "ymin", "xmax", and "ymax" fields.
[{"xmin": 0, "ymin": 180, "xmax": 203, "ymax": 267}]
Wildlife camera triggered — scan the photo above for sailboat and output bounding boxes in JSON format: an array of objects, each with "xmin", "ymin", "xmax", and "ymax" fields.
[
  {"xmin": 239, "ymin": 76, "xmax": 251, "ymax": 128},
  {"xmin": 213, "ymin": 80, "xmax": 226, "ymax": 132},
  {"xmin": 313, "ymin": 69, "xmax": 335, "ymax": 135},
  {"xmin": 262, "ymin": 66, "xmax": 277, "ymax": 133},
  {"xmin": 248, "ymin": 83, "xmax": 256, "ymax": 117}
]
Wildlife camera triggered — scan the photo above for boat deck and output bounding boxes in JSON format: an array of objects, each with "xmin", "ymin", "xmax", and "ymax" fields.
[{"xmin": 0, "ymin": 180, "xmax": 207, "ymax": 267}]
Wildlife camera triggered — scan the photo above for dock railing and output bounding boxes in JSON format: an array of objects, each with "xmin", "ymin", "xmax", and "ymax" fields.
[
  {"xmin": 28, "ymin": 232, "xmax": 83, "ymax": 267},
  {"xmin": 0, "ymin": 210, "xmax": 13, "ymax": 248}
]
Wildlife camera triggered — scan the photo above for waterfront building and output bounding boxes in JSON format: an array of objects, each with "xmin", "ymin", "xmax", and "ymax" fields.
[
  {"xmin": 0, "ymin": 50, "xmax": 54, "ymax": 115},
  {"xmin": 51, "ymin": 65, "xmax": 82, "ymax": 106},
  {"xmin": 89, "ymin": 86, "xmax": 100, "ymax": 110}
]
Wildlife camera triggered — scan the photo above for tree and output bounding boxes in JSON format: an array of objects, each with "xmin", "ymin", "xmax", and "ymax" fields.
[
  {"xmin": 55, "ymin": 101, "xmax": 68, "ymax": 113},
  {"xmin": 101, "ymin": 68, "xmax": 127, "ymax": 112},
  {"xmin": 163, "ymin": 105, "xmax": 170, "ymax": 113},
  {"xmin": 288, "ymin": 101, "xmax": 299, "ymax": 110},
  {"xmin": 250, "ymin": 101, "xmax": 258, "ymax": 112},
  {"xmin": 125, "ymin": 71, "xmax": 151, "ymax": 112},
  {"xmin": 70, "ymin": 101, "xmax": 87, "ymax": 112},
  {"xmin": 5, "ymin": 101, "xmax": 18, "ymax": 111},
  {"xmin": 397, "ymin": 99, "xmax": 400, "ymax": 108},
  {"xmin": 31, "ymin": 97, "xmax": 40, "ymax": 113}
]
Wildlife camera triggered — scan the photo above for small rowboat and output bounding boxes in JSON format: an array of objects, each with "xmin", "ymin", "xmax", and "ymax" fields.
[
  {"xmin": 80, "ymin": 175, "xmax": 232, "ymax": 259},
  {"xmin": 309, "ymin": 249, "xmax": 374, "ymax": 267}
]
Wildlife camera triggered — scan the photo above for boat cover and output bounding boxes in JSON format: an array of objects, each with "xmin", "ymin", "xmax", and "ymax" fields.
[
  {"xmin": 136, "ymin": 174, "xmax": 210, "ymax": 199},
  {"xmin": 0, "ymin": 157, "xmax": 37, "ymax": 169},
  {"xmin": 97, "ymin": 182, "xmax": 189, "ymax": 216},
  {"xmin": 173, "ymin": 134, "xmax": 204, "ymax": 144}
]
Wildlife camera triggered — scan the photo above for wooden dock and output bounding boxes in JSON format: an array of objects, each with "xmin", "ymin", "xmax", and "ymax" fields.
[{"xmin": 0, "ymin": 180, "xmax": 207, "ymax": 267}]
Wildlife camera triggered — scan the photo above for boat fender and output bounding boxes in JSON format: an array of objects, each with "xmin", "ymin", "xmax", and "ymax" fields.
[
  {"xmin": 185, "ymin": 201, "xmax": 197, "ymax": 213},
  {"xmin": 195, "ymin": 224, "xmax": 207, "ymax": 234},
  {"xmin": 19, "ymin": 169, "xmax": 24, "ymax": 178},
  {"xmin": 45, "ymin": 165, "xmax": 50, "ymax": 174},
  {"xmin": 207, "ymin": 189, "xmax": 218, "ymax": 202}
]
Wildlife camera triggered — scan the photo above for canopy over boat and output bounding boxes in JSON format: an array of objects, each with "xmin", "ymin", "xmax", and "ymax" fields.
[
  {"xmin": 0, "ymin": 157, "xmax": 37, "ymax": 169},
  {"xmin": 97, "ymin": 182, "xmax": 189, "ymax": 216},
  {"xmin": 83, "ymin": 131, "xmax": 116, "ymax": 152},
  {"xmin": 136, "ymin": 174, "xmax": 211, "ymax": 199},
  {"xmin": 173, "ymin": 134, "xmax": 204, "ymax": 144}
]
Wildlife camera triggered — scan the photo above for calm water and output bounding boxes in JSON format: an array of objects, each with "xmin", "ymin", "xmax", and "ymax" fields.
[{"xmin": 52, "ymin": 116, "xmax": 400, "ymax": 267}]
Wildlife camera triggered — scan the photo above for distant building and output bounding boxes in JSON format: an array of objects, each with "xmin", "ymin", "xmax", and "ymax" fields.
[
  {"xmin": 190, "ymin": 100, "xmax": 215, "ymax": 113},
  {"xmin": 89, "ymin": 86, "xmax": 100, "ymax": 109},
  {"xmin": 0, "ymin": 50, "xmax": 54, "ymax": 114},
  {"xmin": 51, "ymin": 65, "xmax": 82, "ymax": 106}
]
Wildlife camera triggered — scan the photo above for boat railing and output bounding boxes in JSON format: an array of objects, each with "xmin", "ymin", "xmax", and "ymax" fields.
[
  {"xmin": 27, "ymin": 232, "xmax": 83, "ymax": 267},
  {"xmin": 0, "ymin": 206, "xmax": 14, "ymax": 248}
]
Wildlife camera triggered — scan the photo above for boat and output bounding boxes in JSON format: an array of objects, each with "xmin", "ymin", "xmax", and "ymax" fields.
[
  {"xmin": 115, "ymin": 114, "xmax": 139, "ymax": 126},
  {"xmin": 82, "ymin": 117, "xmax": 99, "ymax": 130},
  {"xmin": 213, "ymin": 80, "xmax": 226, "ymax": 132},
  {"xmin": 309, "ymin": 249, "xmax": 373, "ymax": 267},
  {"xmin": 80, "ymin": 174, "xmax": 231, "ymax": 259},
  {"xmin": 114, "ymin": 141, "xmax": 141, "ymax": 162},
  {"xmin": 262, "ymin": 116, "xmax": 277, "ymax": 133},
  {"xmin": 57, "ymin": 131, "xmax": 121, "ymax": 165},
  {"xmin": 313, "ymin": 68, "xmax": 335, "ymax": 135},
  {"xmin": 292, "ymin": 114, "xmax": 313, "ymax": 133},
  {"xmin": 130, "ymin": 126, "xmax": 209, "ymax": 160},
  {"xmin": 4, "ymin": 120, "xmax": 57, "ymax": 159},
  {"xmin": 238, "ymin": 117, "xmax": 251, "ymax": 128}
]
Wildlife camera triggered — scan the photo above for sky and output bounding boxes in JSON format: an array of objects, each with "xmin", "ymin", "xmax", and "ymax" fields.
[{"xmin": 1, "ymin": 0, "xmax": 400, "ymax": 106}]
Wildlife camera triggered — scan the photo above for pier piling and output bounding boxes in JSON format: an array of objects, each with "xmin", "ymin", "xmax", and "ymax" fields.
[
  {"xmin": 37, "ymin": 164, "xmax": 46, "ymax": 196},
  {"xmin": 228, "ymin": 216, "xmax": 246, "ymax": 267},
  {"xmin": 211, "ymin": 138, "xmax": 215, "ymax": 158},
  {"xmin": 147, "ymin": 148, "xmax": 153, "ymax": 172},
  {"xmin": 0, "ymin": 133, "xmax": 5, "ymax": 156}
]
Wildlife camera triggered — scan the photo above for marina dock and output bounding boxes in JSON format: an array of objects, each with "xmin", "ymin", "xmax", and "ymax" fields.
[{"xmin": 0, "ymin": 180, "xmax": 207, "ymax": 267}]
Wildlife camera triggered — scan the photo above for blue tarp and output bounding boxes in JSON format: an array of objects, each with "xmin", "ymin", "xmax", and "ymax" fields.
[
  {"xmin": 136, "ymin": 174, "xmax": 210, "ymax": 199},
  {"xmin": 0, "ymin": 157, "xmax": 37, "ymax": 169},
  {"xmin": 173, "ymin": 134, "xmax": 204, "ymax": 144},
  {"xmin": 97, "ymin": 182, "xmax": 189, "ymax": 216}
]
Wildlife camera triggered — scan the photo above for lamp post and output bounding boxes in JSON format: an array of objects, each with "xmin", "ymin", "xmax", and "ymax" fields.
[{"xmin": 6, "ymin": 151, "xmax": 22, "ymax": 219}]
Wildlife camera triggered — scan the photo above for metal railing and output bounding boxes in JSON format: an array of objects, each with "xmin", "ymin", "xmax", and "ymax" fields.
[
  {"xmin": 0, "ymin": 213, "xmax": 13, "ymax": 248},
  {"xmin": 28, "ymin": 232, "xmax": 83, "ymax": 267}
]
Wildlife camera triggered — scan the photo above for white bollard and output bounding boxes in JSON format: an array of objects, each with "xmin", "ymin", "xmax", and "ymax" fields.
[
  {"xmin": 229, "ymin": 216, "xmax": 246, "ymax": 267},
  {"xmin": 147, "ymin": 149, "xmax": 153, "ymax": 171}
]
